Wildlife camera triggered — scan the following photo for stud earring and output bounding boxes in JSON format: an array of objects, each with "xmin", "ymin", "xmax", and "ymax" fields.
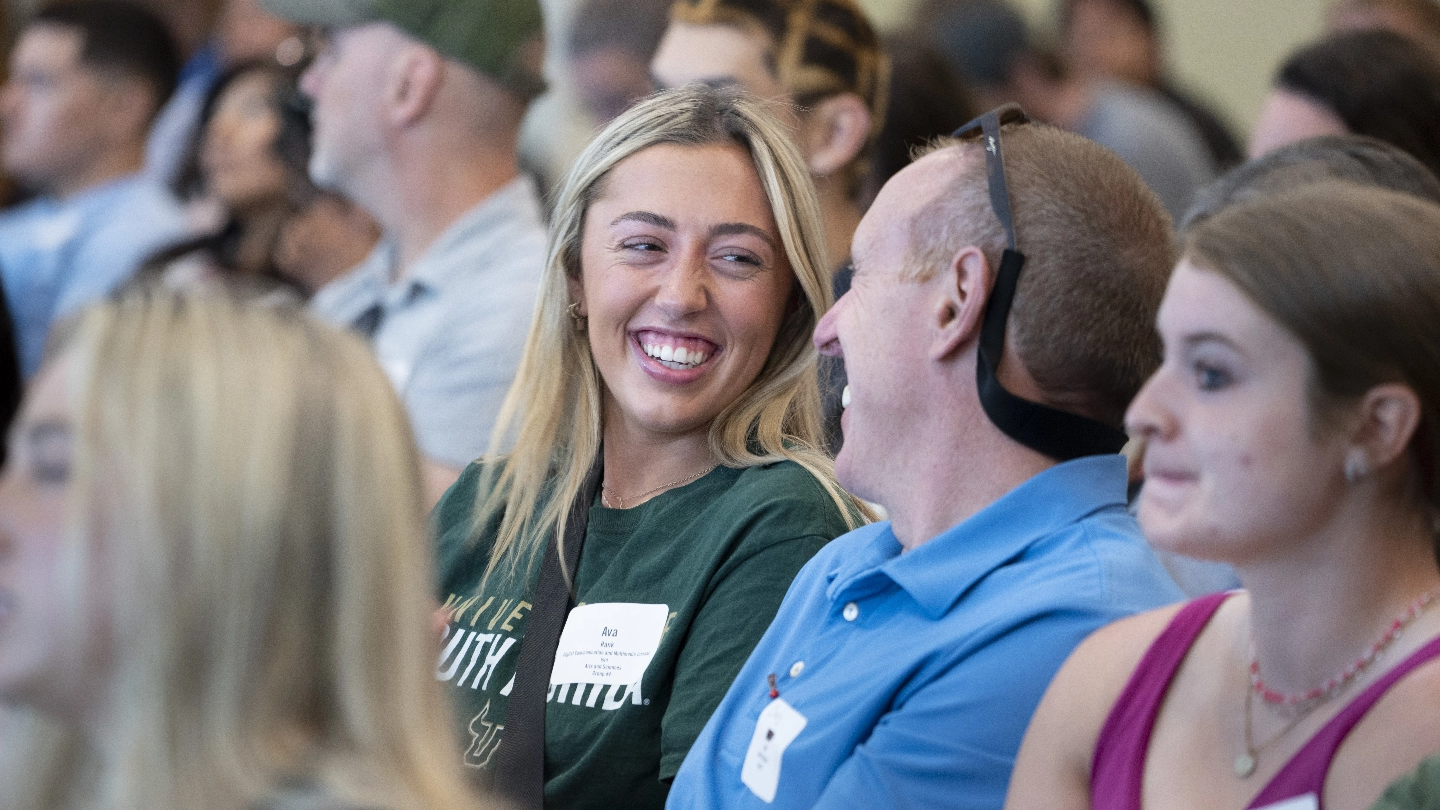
[
  {"xmin": 567, "ymin": 302, "xmax": 586, "ymax": 331},
  {"xmin": 1344, "ymin": 454, "xmax": 1369, "ymax": 484}
]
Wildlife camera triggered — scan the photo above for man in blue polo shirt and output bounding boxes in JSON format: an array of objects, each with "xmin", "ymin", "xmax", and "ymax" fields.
[{"xmin": 667, "ymin": 111, "xmax": 1184, "ymax": 810}]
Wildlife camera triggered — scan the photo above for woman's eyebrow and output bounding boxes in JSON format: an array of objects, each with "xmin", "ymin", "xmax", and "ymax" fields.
[
  {"xmin": 1181, "ymin": 331, "xmax": 1246, "ymax": 357},
  {"xmin": 610, "ymin": 211, "xmax": 675, "ymax": 229},
  {"xmin": 710, "ymin": 222, "xmax": 777, "ymax": 248}
]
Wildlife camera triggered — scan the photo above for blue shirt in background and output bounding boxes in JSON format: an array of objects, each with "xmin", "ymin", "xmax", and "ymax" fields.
[
  {"xmin": 667, "ymin": 454, "xmax": 1183, "ymax": 810},
  {"xmin": 0, "ymin": 174, "xmax": 189, "ymax": 377}
]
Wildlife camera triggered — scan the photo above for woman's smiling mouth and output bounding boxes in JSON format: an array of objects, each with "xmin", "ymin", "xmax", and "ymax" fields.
[{"xmin": 633, "ymin": 329, "xmax": 720, "ymax": 372}]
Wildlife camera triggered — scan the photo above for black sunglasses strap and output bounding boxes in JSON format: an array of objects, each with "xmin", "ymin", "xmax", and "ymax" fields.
[
  {"xmin": 491, "ymin": 450, "xmax": 604, "ymax": 809},
  {"xmin": 963, "ymin": 107, "xmax": 1130, "ymax": 461}
]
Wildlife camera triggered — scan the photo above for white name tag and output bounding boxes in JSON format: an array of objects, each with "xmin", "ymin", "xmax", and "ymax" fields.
[
  {"xmin": 741, "ymin": 698, "xmax": 808, "ymax": 803},
  {"xmin": 1254, "ymin": 795, "xmax": 1319, "ymax": 810},
  {"xmin": 549, "ymin": 603, "xmax": 668, "ymax": 685}
]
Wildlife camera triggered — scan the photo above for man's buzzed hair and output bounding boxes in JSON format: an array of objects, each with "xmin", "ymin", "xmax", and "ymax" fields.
[{"xmin": 910, "ymin": 124, "xmax": 1174, "ymax": 429}]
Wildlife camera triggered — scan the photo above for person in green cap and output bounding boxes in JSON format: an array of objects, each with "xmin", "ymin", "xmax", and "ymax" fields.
[{"xmin": 258, "ymin": 0, "xmax": 550, "ymax": 506}]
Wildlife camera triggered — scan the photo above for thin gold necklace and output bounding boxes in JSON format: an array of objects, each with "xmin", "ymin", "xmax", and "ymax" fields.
[
  {"xmin": 1235, "ymin": 678, "xmax": 1326, "ymax": 778},
  {"xmin": 600, "ymin": 464, "xmax": 717, "ymax": 509}
]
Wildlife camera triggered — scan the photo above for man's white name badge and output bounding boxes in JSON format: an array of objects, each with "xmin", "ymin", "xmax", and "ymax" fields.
[
  {"xmin": 549, "ymin": 603, "xmax": 669, "ymax": 685},
  {"xmin": 1254, "ymin": 795, "xmax": 1319, "ymax": 810},
  {"xmin": 741, "ymin": 698, "xmax": 808, "ymax": 803}
]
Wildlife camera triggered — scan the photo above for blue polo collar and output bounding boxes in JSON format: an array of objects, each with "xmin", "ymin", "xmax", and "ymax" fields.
[{"xmin": 826, "ymin": 454, "xmax": 1129, "ymax": 619}]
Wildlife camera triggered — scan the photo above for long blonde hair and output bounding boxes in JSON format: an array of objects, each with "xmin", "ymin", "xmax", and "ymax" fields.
[
  {"xmin": 474, "ymin": 84, "xmax": 863, "ymax": 585},
  {"xmin": 3, "ymin": 290, "xmax": 486, "ymax": 810}
]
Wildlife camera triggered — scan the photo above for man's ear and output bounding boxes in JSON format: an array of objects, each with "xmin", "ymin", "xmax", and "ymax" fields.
[
  {"xmin": 931, "ymin": 245, "xmax": 991, "ymax": 361},
  {"xmin": 799, "ymin": 92, "xmax": 872, "ymax": 178},
  {"xmin": 386, "ymin": 46, "xmax": 444, "ymax": 128}
]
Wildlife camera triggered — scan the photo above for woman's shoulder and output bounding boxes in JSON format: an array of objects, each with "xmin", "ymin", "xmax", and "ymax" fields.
[
  {"xmin": 722, "ymin": 459, "xmax": 851, "ymax": 526},
  {"xmin": 432, "ymin": 459, "xmax": 508, "ymax": 534}
]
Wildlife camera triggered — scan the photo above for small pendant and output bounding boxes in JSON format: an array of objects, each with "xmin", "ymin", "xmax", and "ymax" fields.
[{"xmin": 1234, "ymin": 752, "xmax": 1257, "ymax": 778}]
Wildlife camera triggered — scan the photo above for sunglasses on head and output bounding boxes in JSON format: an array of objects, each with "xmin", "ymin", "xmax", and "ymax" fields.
[{"xmin": 949, "ymin": 105, "xmax": 1128, "ymax": 461}]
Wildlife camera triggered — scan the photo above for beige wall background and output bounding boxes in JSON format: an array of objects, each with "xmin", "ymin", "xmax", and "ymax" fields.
[{"xmin": 858, "ymin": 0, "xmax": 1334, "ymax": 142}]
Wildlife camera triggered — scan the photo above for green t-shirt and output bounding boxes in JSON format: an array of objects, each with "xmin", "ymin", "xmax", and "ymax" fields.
[{"xmin": 432, "ymin": 460, "xmax": 851, "ymax": 810}]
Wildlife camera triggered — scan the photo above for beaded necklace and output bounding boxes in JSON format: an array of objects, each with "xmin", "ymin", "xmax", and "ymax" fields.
[
  {"xmin": 1234, "ymin": 583, "xmax": 1440, "ymax": 778},
  {"xmin": 1249, "ymin": 584, "xmax": 1440, "ymax": 707}
]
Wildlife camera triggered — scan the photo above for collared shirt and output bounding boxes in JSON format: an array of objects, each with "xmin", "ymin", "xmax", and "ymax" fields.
[
  {"xmin": 667, "ymin": 455, "xmax": 1184, "ymax": 810},
  {"xmin": 0, "ymin": 173, "xmax": 189, "ymax": 377},
  {"xmin": 309, "ymin": 176, "xmax": 547, "ymax": 468}
]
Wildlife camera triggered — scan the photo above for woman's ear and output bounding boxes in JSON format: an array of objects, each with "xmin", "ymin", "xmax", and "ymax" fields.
[
  {"xmin": 931, "ymin": 245, "xmax": 992, "ymax": 361},
  {"xmin": 1346, "ymin": 382, "xmax": 1423, "ymax": 477},
  {"xmin": 798, "ymin": 93, "xmax": 872, "ymax": 178},
  {"xmin": 567, "ymin": 276, "xmax": 587, "ymax": 317}
]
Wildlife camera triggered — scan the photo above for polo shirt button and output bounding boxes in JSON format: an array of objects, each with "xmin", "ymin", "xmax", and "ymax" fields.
[
  {"xmin": 790, "ymin": 661, "xmax": 805, "ymax": 678},
  {"xmin": 843, "ymin": 602, "xmax": 859, "ymax": 622}
]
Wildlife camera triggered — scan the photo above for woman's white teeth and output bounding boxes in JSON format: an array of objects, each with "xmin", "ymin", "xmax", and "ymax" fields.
[
  {"xmin": 643, "ymin": 342, "xmax": 709, "ymax": 368},
  {"xmin": 841, "ymin": 385, "xmax": 851, "ymax": 409}
]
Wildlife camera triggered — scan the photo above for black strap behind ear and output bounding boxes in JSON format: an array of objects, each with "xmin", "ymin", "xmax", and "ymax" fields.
[{"xmin": 960, "ymin": 106, "xmax": 1129, "ymax": 461}]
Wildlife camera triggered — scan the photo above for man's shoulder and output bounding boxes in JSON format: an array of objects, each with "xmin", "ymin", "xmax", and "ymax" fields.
[
  {"xmin": 429, "ymin": 178, "xmax": 548, "ymax": 282},
  {"xmin": 90, "ymin": 175, "xmax": 185, "ymax": 226},
  {"xmin": 781, "ymin": 519, "xmax": 891, "ymax": 586},
  {"xmin": 997, "ymin": 507, "xmax": 1182, "ymax": 618}
]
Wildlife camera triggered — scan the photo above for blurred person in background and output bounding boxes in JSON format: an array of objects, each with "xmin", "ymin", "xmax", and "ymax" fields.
[
  {"xmin": 653, "ymin": 0, "xmax": 888, "ymax": 277},
  {"xmin": 567, "ymin": 0, "xmax": 673, "ymax": 125},
  {"xmin": 922, "ymin": 0, "xmax": 1214, "ymax": 220},
  {"xmin": 1250, "ymin": 29, "xmax": 1440, "ymax": 181},
  {"xmin": 137, "ymin": 60, "xmax": 379, "ymax": 298},
  {"xmin": 146, "ymin": 0, "xmax": 304, "ymax": 185},
  {"xmin": 859, "ymin": 32, "xmax": 979, "ymax": 207},
  {"xmin": 852, "ymin": 31, "xmax": 979, "ymax": 207},
  {"xmin": 0, "ymin": 0, "xmax": 189, "ymax": 379},
  {"xmin": 262, "ymin": 0, "xmax": 549, "ymax": 506},
  {"xmin": 1330, "ymin": 0, "xmax": 1440, "ymax": 54},
  {"xmin": 0, "ymin": 289, "xmax": 491, "ymax": 810},
  {"xmin": 1183, "ymin": 134, "xmax": 1440, "ymax": 232},
  {"xmin": 273, "ymin": 186, "xmax": 384, "ymax": 296},
  {"xmin": 432, "ymin": 85, "xmax": 860, "ymax": 810},
  {"xmin": 1058, "ymin": 0, "xmax": 1243, "ymax": 171},
  {"xmin": 651, "ymin": 0, "xmax": 888, "ymax": 451}
]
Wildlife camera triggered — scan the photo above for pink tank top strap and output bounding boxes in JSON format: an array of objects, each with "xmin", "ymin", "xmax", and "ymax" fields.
[
  {"xmin": 1090, "ymin": 592, "xmax": 1232, "ymax": 810},
  {"xmin": 1246, "ymin": 632, "xmax": 1440, "ymax": 809}
]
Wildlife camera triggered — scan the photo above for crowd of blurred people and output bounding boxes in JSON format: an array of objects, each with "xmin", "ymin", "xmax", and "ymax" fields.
[{"xmin": 4, "ymin": 0, "xmax": 1440, "ymax": 809}]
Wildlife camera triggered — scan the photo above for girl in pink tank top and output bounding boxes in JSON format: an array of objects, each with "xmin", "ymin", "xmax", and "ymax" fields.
[{"xmin": 1003, "ymin": 184, "xmax": 1440, "ymax": 810}]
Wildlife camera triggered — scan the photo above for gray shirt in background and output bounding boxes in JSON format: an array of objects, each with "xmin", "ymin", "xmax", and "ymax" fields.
[
  {"xmin": 310, "ymin": 176, "xmax": 548, "ymax": 468},
  {"xmin": 1078, "ymin": 82, "xmax": 1217, "ymax": 221}
]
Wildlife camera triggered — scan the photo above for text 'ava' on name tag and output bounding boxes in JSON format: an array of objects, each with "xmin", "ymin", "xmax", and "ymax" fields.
[
  {"xmin": 741, "ymin": 698, "xmax": 807, "ymax": 804},
  {"xmin": 549, "ymin": 602, "xmax": 669, "ymax": 686},
  {"xmin": 1253, "ymin": 795, "xmax": 1319, "ymax": 810}
]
